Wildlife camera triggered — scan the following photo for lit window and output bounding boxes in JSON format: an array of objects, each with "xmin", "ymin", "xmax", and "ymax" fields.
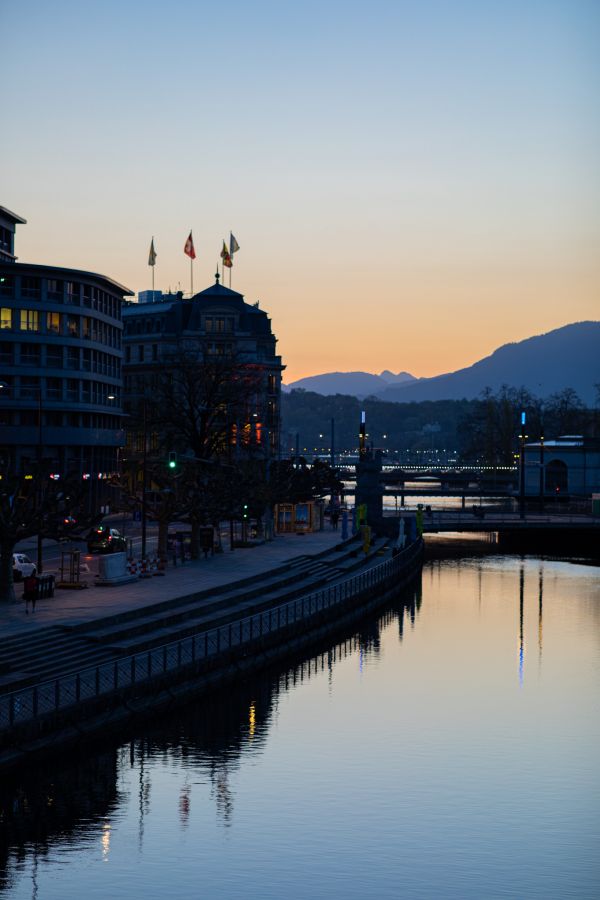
[
  {"xmin": 20, "ymin": 309, "xmax": 39, "ymax": 332},
  {"xmin": 46, "ymin": 311, "xmax": 60, "ymax": 333},
  {"xmin": 0, "ymin": 308, "xmax": 12, "ymax": 329}
]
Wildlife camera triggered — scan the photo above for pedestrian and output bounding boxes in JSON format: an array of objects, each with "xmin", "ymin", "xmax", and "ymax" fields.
[
  {"xmin": 168, "ymin": 536, "xmax": 177, "ymax": 567},
  {"xmin": 331, "ymin": 509, "xmax": 340, "ymax": 530},
  {"xmin": 23, "ymin": 574, "xmax": 37, "ymax": 613}
]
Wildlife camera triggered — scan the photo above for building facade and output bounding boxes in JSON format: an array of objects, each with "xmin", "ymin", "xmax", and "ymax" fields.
[
  {"xmin": 0, "ymin": 206, "xmax": 132, "ymax": 508},
  {"xmin": 122, "ymin": 279, "xmax": 284, "ymax": 460},
  {"xmin": 524, "ymin": 436, "xmax": 600, "ymax": 497}
]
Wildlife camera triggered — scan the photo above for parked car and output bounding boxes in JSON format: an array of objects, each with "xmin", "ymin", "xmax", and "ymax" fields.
[
  {"xmin": 12, "ymin": 553, "xmax": 37, "ymax": 581},
  {"xmin": 86, "ymin": 526, "xmax": 127, "ymax": 554}
]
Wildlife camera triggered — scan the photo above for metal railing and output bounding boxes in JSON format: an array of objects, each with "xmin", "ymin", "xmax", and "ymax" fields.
[
  {"xmin": 422, "ymin": 510, "xmax": 599, "ymax": 529},
  {"xmin": 0, "ymin": 540, "xmax": 422, "ymax": 732}
]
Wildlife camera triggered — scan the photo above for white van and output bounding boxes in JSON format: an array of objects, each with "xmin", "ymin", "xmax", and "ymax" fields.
[{"xmin": 12, "ymin": 553, "xmax": 36, "ymax": 581}]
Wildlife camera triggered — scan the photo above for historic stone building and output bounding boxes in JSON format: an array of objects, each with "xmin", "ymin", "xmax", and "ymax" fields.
[
  {"xmin": 0, "ymin": 205, "xmax": 132, "ymax": 508},
  {"xmin": 121, "ymin": 278, "xmax": 284, "ymax": 460}
]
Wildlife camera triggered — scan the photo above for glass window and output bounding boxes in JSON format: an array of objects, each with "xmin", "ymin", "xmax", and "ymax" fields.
[
  {"xmin": 46, "ymin": 378, "xmax": 62, "ymax": 400},
  {"xmin": 138, "ymin": 345, "xmax": 144, "ymax": 362},
  {"xmin": 21, "ymin": 277, "xmax": 40, "ymax": 299},
  {"xmin": 67, "ymin": 282, "xmax": 80, "ymax": 303},
  {"xmin": 0, "ymin": 275, "xmax": 14, "ymax": 297},
  {"xmin": 47, "ymin": 279, "xmax": 63, "ymax": 299},
  {"xmin": 0, "ymin": 226, "xmax": 13, "ymax": 255},
  {"xmin": 205, "ymin": 317, "xmax": 213, "ymax": 332},
  {"xmin": 67, "ymin": 316, "xmax": 78, "ymax": 337},
  {"xmin": 20, "ymin": 377, "xmax": 40, "ymax": 400},
  {"xmin": 46, "ymin": 311, "xmax": 60, "ymax": 333},
  {"xmin": 20, "ymin": 343, "xmax": 40, "ymax": 365},
  {"xmin": 0, "ymin": 307, "xmax": 12, "ymax": 329},
  {"xmin": 47, "ymin": 346, "xmax": 63, "ymax": 368},
  {"xmin": 20, "ymin": 309, "xmax": 40, "ymax": 331}
]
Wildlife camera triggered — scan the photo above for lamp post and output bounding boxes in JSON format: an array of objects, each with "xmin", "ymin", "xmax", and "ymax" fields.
[
  {"xmin": 538, "ymin": 429, "xmax": 545, "ymax": 512},
  {"xmin": 519, "ymin": 411, "xmax": 526, "ymax": 520},
  {"xmin": 122, "ymin": 393, "xmax": 149, "ymax": 562},
  {"xmin": 141, "ymin": 398, "xmax": 148, "ymax": 563},
  {"xmin": 0, "ymin": 380, "xmax": 43, "ymax": 572}
]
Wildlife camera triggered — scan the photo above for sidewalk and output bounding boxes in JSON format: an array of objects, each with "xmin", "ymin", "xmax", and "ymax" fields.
[{"xmin": 2, "ymin": 530, "xmax": 345, "ymax": 638}]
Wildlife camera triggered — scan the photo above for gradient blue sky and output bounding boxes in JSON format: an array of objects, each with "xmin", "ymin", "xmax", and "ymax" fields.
[{"xmin": 2, "ymin": 0, "xmax": 599, "ymax": 381}]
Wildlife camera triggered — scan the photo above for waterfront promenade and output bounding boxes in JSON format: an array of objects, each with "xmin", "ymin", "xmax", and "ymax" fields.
[{"xmin": 1, "ymin": 530, "xmax": 344, "ymax": 639}]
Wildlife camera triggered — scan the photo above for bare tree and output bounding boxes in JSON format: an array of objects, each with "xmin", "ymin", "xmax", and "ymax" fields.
[
  {"xmin": 148, "ymin": 342, "xmax": 266, "ymax": 463},
  {"xmin": 0, "ymin": 467, "xmax": 95, "ymax": 603}
]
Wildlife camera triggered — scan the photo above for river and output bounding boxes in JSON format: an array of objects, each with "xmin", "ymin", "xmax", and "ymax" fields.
[{"xmin": 1, "ymin": 549, "xmax": 598, "ymax": 899}]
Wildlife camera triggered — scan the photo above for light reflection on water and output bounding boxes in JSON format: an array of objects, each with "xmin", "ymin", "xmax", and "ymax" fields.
[{"xmin": 1, "ymin": 555, "xmax": 599, "ymax": 900}]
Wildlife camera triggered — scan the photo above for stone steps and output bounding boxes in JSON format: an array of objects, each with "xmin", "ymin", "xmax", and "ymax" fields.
[{"xmin": 0, "ymin": 535, "xmax": 387, "ymax": 691}]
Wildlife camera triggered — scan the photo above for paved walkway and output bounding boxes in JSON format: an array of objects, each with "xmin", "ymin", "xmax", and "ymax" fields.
[{"xmin": 2, "ymin": 530, "xmax": 346, "ymax": 638}]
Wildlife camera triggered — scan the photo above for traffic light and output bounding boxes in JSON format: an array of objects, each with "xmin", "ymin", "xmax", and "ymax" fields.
[
  {"xmin": 242, "ymin": 503, "xmax": 249, "ymax": 520},
  {"xmin": 168, "ymin": 451, "xmax": 177, "ymax": 470}
]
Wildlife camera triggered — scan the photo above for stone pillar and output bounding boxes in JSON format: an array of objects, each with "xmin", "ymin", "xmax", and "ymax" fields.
[{"xmin": 355, "ymin": 449, "xmax": 384, "ymax": 528}]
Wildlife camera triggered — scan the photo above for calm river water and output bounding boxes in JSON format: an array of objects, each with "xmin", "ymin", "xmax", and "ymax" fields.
[{"xmin": 1, "ymin": 552, "xmax": 599, "ymax": 899}]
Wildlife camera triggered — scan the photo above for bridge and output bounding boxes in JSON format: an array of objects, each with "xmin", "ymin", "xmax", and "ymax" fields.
[
  {"xmin": 413, "ymin": 510, "xmax": 599, "ymax": 533},
  {"xmin": 338, "ymin": 465, "xmax": 517, "ymax": 489}
]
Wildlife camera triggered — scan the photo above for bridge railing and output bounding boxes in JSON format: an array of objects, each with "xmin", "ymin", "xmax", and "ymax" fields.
[{"xmin": 0, "ymin": 539, "xmax": 422, "ymax": 733}]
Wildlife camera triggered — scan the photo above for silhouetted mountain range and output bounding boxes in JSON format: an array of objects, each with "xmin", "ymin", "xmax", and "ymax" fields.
[
  {"xmin": 285, "ymin": 322, "xmax": 600, "ymax": 405},
  {"xmin": 283, "ymin": 370, "xmax": 415, "ymax": 397}
]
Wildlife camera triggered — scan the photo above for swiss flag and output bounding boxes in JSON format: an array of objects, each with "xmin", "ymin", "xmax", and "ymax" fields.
[{"xmin": 184, "ymin": 231, "xmax": 196, "ymax": 259}]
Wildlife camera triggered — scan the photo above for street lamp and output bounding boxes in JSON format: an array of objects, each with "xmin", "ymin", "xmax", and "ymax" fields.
[
  {"xmin": 519, "ymin": 411, "xmax": 526, "ymax": 520},
  {"xmin": 120, "ymin": 393, "xmax": 149, "ymax": 562},
  {"xmin": 0, "ymin": 380, "xmax": 44, "ymax": 572}
]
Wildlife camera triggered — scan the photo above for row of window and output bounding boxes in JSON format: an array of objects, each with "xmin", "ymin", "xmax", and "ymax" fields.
[
  {"xmin": 0, "ymin": 375, "xmax": 120, "ymax": 406},
  {"xmin": 124, "ymin": 341, "xmax": 255, "ymax": 362},
  {"xmin": 0, "ymin": 226, "xmax": 13, "ymax": 256},
  {"xmin": 124, "ymin": 316, "xmax": 165, "ymax": 335},
  {"xmin": 0, "ymin": 276, "xmax": 123, "ymax": 319},
  {"xmin": 124, "ymin": 343, "xmax": 160, "ymax": 363},
  {"xmin": 0, "ymin": 410, "xmax": 121, "ymax": 430},
  {"xmin": 0, "ymin": 308, "xmax": 121, "ymax": 347},
  {"xmin": 122, "ymin": 315, "xmax": 237, "ymax": 337},
  {"xmin": 122, "ymin": 372, "xmax": 278, "ymax": 398},
  {"xmin": 0, "ymin": 342, "xmax": 120, "ymax": 378}
]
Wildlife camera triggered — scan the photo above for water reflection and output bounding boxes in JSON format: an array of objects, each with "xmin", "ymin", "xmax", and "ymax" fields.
[
  {"xmin": 0, "ymin": 752, "xmax": 119, "ymax": 895},
  {"xmin": 1, "ymin": 578, "xmax": 423, "ymax": 886},
  {"xmin": 2, "ymin": 558, "xmax": 598, "ymax": 900}
]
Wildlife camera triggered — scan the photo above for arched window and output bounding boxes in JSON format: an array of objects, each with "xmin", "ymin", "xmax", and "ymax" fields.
[{"xmin": 545, "ymin": 459, "xmax": 568, "ymax": 493}]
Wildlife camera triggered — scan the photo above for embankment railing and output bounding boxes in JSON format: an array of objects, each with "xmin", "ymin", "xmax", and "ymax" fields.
[{"xmin": 1, "ymin": 540, "xmax": 422, "ymax": 732}]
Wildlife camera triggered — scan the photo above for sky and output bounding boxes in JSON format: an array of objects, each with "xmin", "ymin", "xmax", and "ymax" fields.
[{"xmin": 2, "ymin": 0, "xmax": 599, "ymax": 383}]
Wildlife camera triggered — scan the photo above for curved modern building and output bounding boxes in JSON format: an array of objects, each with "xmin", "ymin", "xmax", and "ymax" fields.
[{"xmin": 0, "ymin": 205, "xmax": 133, "ymax": 509}]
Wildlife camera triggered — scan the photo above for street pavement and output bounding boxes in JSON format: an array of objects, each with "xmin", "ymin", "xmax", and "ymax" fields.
[{"xmin": 2, "ymin": 529, "xmax": 345, "ymax": 638}]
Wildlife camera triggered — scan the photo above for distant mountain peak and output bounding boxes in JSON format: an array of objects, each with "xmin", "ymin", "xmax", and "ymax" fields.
[
  {"xmin": 375, "ymin": 321, "xmax": 600, "ymax": 405},
  {"xmin": 284, "ymin": 322, "xmax": 600, "ymax": 404},
  {"xmin": 379, "ymin": 370, "xmax": 415, "ymax": 383},
  {"xmin": 284, "ymin": 369, "xmax": 416, "ymax": 397}
]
